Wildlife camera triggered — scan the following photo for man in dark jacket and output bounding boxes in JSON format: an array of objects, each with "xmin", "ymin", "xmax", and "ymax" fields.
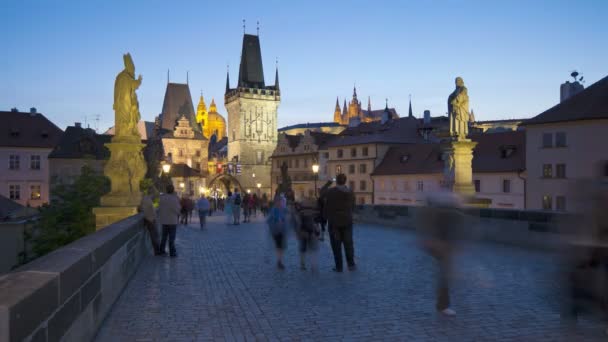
[{"xmin": 323, "ymin": 173, "xmax": 356, "ymax": 272}]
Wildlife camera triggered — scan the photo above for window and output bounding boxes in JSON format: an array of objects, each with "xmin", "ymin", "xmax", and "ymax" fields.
[
  {"xmin": 9, "ymin": 155, "xmax": 19, "ymax": 170},
  {"xmin": 360, "ymin": 180, "xmax": 367, "ymax": 191},
  {"xmin": 542, "ymin": 195, "xmax": 552, "ymax": 210},
  {"xmin": 348, "ymin": 164, "xmax": 355, "ymax": 174},
  {"xmin": 556, "ymin": 196, "xmax": 566, "ymax": 211},
  {"xmin": 362, "ymin": 147, "xmax": 369, "ymax": 157},
  {"xmin": 503, "ymin": 179, "xmax": 511, "ymax": 193},
  {"xmin": 337, "ymin": 149, "xmax": 343, "ymax": 158},
  {"xmin": 416, "ymin": 181, "xmax": 424, "ymax": 192},
  {"xmin": 30, "ymin": 155, "xmax": 41, "ymax": 170},
  {"xmin": 556, "ymin": 164, "xmax": 566, "ymax": 178},
  {"xmin": 280, "ymin": 146, "xmax": 286, "ymax": 152},
  {"xmin": 335, "ymin": 165, "xmax": 342, "ymax": 174},
  {"xmin": 9, "ymin": 184, "xmax": 21, "ymax": 200},
  {"xmin": 474, "ymin": 180, "xmax": 481, "ymax": 193},
  {"xmin": 542, "ymin": 164, "xmax": 552, "ymax": 178},
  {"xmin": 195, "ymin": 150, "xmax": 201, "ymax": 157},
  {"xmin": 30, "ymin": 185, "xmax": 41, "ymax": 200},
  {"xmin": 542, "ymin": 133, "xmax": 553, "ymax": 148},
  {"xmin": 349, "ymin": 181, "xmax": 355, "ymax": 191},
  {"xmin": 359, "ymin": 197, "xmax": 366, "ymax": 205},
  {"xmin": 178, "ymin": 149, "xmax": 184, "ymax": 157},
  {"xmin": 359, "ymin": 164, "xmax": 367, "ymax": 174},
  {"xmin": 351, "ymin": 148, "xmax": 357, "ymax": 157},
  {"xmin": 555, "ymin": 132, "xmax": 567, "ymax": 147},
  {"xmin": 295, "ymin": 159, "xmax": 300, "ymax": 168},
  {"xmin": 323, "ymin": 152, "xmax": 329, "ymax": 159}
]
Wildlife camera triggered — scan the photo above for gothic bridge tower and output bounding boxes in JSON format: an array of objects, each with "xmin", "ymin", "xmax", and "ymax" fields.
[{"xmin": 224, "ymin": 33, "xmax": 280, "ymax": 195}]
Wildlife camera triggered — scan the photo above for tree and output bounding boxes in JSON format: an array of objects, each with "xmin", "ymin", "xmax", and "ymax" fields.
[{"xmin": 32, "ymin": 165, "xmax": 110, "ymax": 257}]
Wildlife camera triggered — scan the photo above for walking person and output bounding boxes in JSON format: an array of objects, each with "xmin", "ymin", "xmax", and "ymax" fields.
[
  {"xmin": 196, "ymin": 195, "xmax": 210, "ymax": 230},
  {"xmin": 225, "ymin": 192, "xmax": 233, "ymax": 225},
  {"xmin": 242, "ymin": 193, "xmax": 251, "ymax": 223},
  {"xmin": 233, "ymin": 189, "xmax": 242, "ymax": 225},
  {"xmin": 180, "ymin": 195, "xmax": 189, "ymax": 225},
  {"xmin": 252, "ymin": 193, "xmax": 259, "ymax": 217},
  {"xmin": 139, "ymin": 188, "xmax": 161, "ymax": 255},
  {"xmin": 418, "ymin": 191, "xmax": 464, "ymax": 316},
  {"xmin": 316, "ymin": 187, "xmax": 328, "ymax": 242},
  {"xmin": 261, "ymin": 193, "xmax": 269, "ymax": 216},
  {"xmin": 159, "ymin": 184, "xmax": 182, "ymax": 257},
  {"xmin": 323, "ymin": 174, "xmax": 356, "ymax": 272},
  {"xmin": 294, "ymin": 199, "xmax": 321, "ymax": 271},
  {"xmin": 267, "ymin": 195, "xmax": 288, "ymax": 270}
]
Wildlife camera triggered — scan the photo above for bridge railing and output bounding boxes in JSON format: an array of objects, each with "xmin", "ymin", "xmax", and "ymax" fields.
[
  {"xmin": 0, "ymin": 214, "xmax": 146, "ymax": 342},
  {"xmin": 354, "ymin": 205, "xmax": 581, "ymax": 250}
]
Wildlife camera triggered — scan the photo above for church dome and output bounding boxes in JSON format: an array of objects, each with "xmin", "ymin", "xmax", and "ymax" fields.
[{"xmin": 206, "ymin": 98, "xmax": 226, "ymax": 140}]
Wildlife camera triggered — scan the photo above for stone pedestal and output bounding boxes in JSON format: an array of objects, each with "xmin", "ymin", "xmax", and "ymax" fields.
[
  {"xmin": 94, "ymin": 138, "xmax": 147, "ymax": 229},
  {"xmin": 442, "ymin": 139, "xmax": 491, "ymax": 207}
]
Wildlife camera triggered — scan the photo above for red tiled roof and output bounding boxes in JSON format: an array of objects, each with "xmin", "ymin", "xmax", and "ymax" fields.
[
  {"xmin": 523, "ymin": 75, "xmax": 608, "ymax": 126},
  {"xmin": 0, "ymin": 111, "xmax": 63, "ymax": 148},
  {"xmin": 326, "ymin": 117, "xmax": 423, "ymax": 148},
  {"xmin": 471, "ymin": 130, "xmax": 526, "ymax": 173},
  {"xmin": 372, "ymin": 143, "xmax": 443, "ymax": 176}
]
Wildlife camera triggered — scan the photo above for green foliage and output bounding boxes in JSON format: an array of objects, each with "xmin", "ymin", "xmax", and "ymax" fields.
[{"xmin": 32, "ymin": 165, "xmax": 110, "ymax": 257}]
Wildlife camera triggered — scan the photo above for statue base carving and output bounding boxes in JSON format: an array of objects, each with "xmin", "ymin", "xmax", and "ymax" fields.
[
  {"xmin": 94, "ymin": 139, "xmax": 147, "ymax": 229},
  {"xmin": 92, "ymin": 206, "xmax": 139, "ymax": 230},
  {"xmin": 442, "ymin": 139, "xmax": 491, "ymax": 208}
]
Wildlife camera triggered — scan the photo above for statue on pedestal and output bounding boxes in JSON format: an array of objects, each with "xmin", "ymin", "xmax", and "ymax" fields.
[
  {"xmin": 277, "ymin": 161, "xmax": 292, "ymax": 196},
  {"xmin": 113, "ymin": 53, "xmax": 142, "ymax": 140},
  {"xmin": 448, "ymin": 77, "xmax": 470, "ymax": 140}
]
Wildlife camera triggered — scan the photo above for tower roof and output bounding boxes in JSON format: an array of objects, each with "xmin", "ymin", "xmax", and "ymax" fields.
[
  {"xmin": 160, "ymin": 82, "xmax": 199, "ymax": 133},
  {"xmin": 238, "ymin": 34, "xmax": 265, "ymax": 88},
  {"xmin": 209, "ymin": 98, "xmax": 218, "ymax": 113}
]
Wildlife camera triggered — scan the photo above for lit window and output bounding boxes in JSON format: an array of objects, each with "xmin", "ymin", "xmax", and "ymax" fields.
[
  {"xmin": 503, "ymin": 179, "xmax": 511, "ymax": 193},
  {"xmin": 30, "ymin": 155, "xmax": 41, "ymax": 170},
  {"xmin": 335, "ymin": 165, "xmax": 342, "ymax": 174},
  {"xmin": 542, "ymin": 133, "xmax": 553, "ymax": 148},
  {"xmin": 556, "ymin": 164, "xmax": 566, "ymax": 178},
  {"xmin": 9, "ymin": 184, "xmax": 21, "ymax": 200},
  {"xmin": 542, "ymin": 164, "xmax": 552, "ymax": 178},
  {"xmin": 30, "ymin": 185, "xmax": 41, "ymax": 200},
  {"xmin": 9, "ymin": 155, "xmax": 20, "ymax": 170},
  {"xmin": 555, "ymin": 132, "xmax": 567, "ymax": 147},
  {"xmin": 542, "ymin": 195, "xmax": 552, "ymax": 210}
]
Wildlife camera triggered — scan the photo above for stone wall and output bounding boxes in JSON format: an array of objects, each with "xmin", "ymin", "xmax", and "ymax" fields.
[
  {"xmin": 354, "ymin": 205, "xmax": 578, "ymax": 250},
  {"xmin": 0, "ymin": 214, "xmax": 146, "ymax": 342}
]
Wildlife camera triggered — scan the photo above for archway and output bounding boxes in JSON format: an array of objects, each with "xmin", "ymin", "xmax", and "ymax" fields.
[{"xmin": 207, "ymin": 173, "xmax": 244, "ymax": 198}]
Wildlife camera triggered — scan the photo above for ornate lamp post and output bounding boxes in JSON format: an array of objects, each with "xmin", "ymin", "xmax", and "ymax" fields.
[{"xmin": 312, "ymin": 162, "xmax": 319, "ymax": 198}]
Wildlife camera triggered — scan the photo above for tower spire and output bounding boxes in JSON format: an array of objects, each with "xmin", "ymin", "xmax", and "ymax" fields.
[
  {"xmin": 408, "ymin": 94, "xmax": 413, "ymax": 118},
  {"xmin": 274, "ymin": 58, "xmax": 279, "ymax": 90},
  {"xmin": 225, "ymin": 65, "xmax": 230, "ymax": 93},
  {"xmin": 334, "ymin": 97, "xmax": 342, "ymax": 124},
  {"xmin": 353, "ymin": 84, "xmax": 357, "ymax": 99},
  {"xmin": 367, "ymin": 96, "xmax": 371, "ymax": 112},
  {"xmin": 167, "ymin": 69, "xmax": 170, "ymax": 84}
]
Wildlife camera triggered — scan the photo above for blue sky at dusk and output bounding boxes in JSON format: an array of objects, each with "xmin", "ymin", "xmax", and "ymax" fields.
[{"xmin": 1, "ymin": 0, "xmax": 607, "ymax": 131}]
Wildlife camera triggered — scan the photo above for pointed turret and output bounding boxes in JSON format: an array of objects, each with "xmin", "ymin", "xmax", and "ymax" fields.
[
  {"xmin": 274, "ymin": 65, "xmax": 280, "ymax": 90},
  {"xmin": 408, "ymin": 96, "xmax": 413, "ymax": 118},
  {"xmin": 196, "ymin": 93, "xmax": 208, "ymax": 124},
  {"xmin": 225, "ymin": 69, "xmax": 230, "ymax": 93},
  {"xmin": 209, "ymin": 98, "xmax": 218, "ymax": 113},
  {"xmin": 381, "ymin": 98, "xmax": 391, "ymax": 124},
  {"xmin": 367, "ymin": 96, "xmax": 371, "ymax": 112},
  {"xmin": 333, "ymin": 97, "xmax": 342, "ymax": 124},
  {"xmin": 353, "ymin": 85, "xmax": 358, "ymax": 100}
]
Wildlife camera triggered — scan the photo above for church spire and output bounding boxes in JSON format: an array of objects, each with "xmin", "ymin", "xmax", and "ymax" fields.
[
  {"xmin": 334, "ymin": 97, "xmax": 342, "ymax": 124},
  {"xmin": 367, "ymin": 96, "xmax": 371, "ymax": 112},
  {"xmin": 353, "ymin": 85, "xmax": 358, "ymax": 100},
  {"xmin": 342, "ymin": 99, "xmax": 347, "ymax": 117},
  {"xmin": 408, "ymin": 94, "xmax": 413, "ymax": 118}
]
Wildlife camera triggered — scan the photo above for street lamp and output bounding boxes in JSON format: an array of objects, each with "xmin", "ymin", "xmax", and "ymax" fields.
[
  {"xmin": 162, "ymin": 162, "xmax": 171, "ymax": 174},
  {"xmin": 312, "ymin": 162, "xmax": 319, "ymax": 197},
  {"xmin": 257, "ymin": 183, "xmax": 261, "ymax": 195}
]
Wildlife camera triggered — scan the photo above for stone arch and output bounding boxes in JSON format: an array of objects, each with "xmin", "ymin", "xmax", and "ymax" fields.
[{"xmin": 207, "ymin": 173, "xmax": 244, "ymax": 195}]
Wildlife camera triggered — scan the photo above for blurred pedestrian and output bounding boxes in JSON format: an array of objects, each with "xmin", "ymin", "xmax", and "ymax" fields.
[
  {"xmin": 316, "ymin": 187, "xmax": 328, "ymax": 241},
  {"xmin": 139, "ymin": 188, "xmax": 161, "ymax": 255},
  {"xmin": 294, "ymin": 199, "xmax": 321, "ymax": 271},
  {"xmin": 261, "ymin": 193, "xmax": 269, "ymax": 216},
  {"xmin": 196, "ymin": 195, "xmax": 210, "ymax": 230},
  {"xmin": 323, "ymin": 174, "xmax": 356, "ymax": 272},
  {"xmin": 225, "ymin": 192, "xmax": 233, "ymax": 225},
  {"xmin": 418, "ymin": 191, "xmax": 464, "ymax": 316},
  {"xmin": 159, "ymin": 184, "xmax": 181, "ymax": 257},
  {"xmin": 267, "ymin": 195, "xmax": 288, "ymax": 269},
  {"xmin": 179, "ymin": 195, "xmax": 189, "ymax": 225},
  {"xmin": 242, "ymin": 193, "xmax": 251, "ymax": 223}
]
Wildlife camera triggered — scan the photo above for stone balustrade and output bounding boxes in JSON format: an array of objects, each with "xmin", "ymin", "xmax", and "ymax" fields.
[{"xmin": 0, "ymin": 214, "xmax": 146, "ymax": 342}]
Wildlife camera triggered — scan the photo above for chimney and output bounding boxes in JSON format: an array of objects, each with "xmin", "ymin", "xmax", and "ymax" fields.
[
  {"xmin": 75, "ymin": 122, "xmax": 82, "ymax": 128},
  {"xmin": 10, "ymin": 108, "xmax": 18, "ymax": 112},
  {"xmin": 30, "ymin": 107, "xmax": 37, "ymax": 114},
  {"xmin": 560, "ymin": 81, "xmax": 584, "ymax": 102},
  {"xmin": 423, "ymin": 110, "xmax": 431, "ymax": 124}
]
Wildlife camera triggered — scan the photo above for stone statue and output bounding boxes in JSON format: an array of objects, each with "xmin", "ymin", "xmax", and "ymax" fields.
[
  {"xmin": 113, "ymin": 53, "xmax": 142, "ymax": 139},
  {"xmin": 448, "ymin": 77, "xmax": 470, "ymax": 140},
  {"xmin": 277, "ymin": 161, "xmax": 292, "ymax": 196}
]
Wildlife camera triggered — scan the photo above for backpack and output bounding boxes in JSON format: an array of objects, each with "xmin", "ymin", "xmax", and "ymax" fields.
[{"xmin": 234, "ymin": 194, "xmax": 242, "ymax": 206}]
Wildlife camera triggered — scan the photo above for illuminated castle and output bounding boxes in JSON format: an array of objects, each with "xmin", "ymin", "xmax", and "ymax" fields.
[{"xmin": 333, "ymin": 86, "xmax": 400, "ymax": 125}]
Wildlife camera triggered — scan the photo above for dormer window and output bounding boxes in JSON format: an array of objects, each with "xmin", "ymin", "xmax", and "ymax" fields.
[
  {"xmin": 400, "ymin": 155, "xmax": 410, "ymax": 163},
  {"xmin": 10, "ymin": 129, "xmax": 19, "ymax": 137}
]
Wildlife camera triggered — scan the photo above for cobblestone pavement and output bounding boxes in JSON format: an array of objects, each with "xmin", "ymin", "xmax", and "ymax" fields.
[{"xmin": 95, "ymin": 213, "xmax": 606, "ymax": 341}]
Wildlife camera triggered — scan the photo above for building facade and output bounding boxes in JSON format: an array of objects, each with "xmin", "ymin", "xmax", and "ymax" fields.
[
  {"xmin": 0, "ymin": 109, "xmax": 63, "ymax": 207},
  {"xmin": 523, "ymin": 75, "xmax": 608, "ymax": 212},
  {"xmin": 224, "ymin": 33, "xmax": 280, "ymax": 196}
]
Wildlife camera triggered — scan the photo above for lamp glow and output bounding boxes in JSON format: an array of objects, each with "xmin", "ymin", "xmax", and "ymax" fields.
[
  {"xmin": 162, "ymin": 163, "xmax": 171, "ymax": 173},
  {"xmin": 179, "ymin": 182, "xmax": 185, "ymax": 188},
  {"xmin": 312, "ymin": 164, "xmax": 319, "ymax": 174}
]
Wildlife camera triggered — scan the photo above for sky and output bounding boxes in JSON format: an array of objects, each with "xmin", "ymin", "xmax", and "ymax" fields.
[{"xmin": 1, "ymin": 0, "xmax": 607, "ymax": 132}]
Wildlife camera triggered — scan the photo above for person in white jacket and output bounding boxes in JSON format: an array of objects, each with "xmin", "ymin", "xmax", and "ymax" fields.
[{"xmin": 158, "ymin": 184, "xmax": 182, "ymax": 257}]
